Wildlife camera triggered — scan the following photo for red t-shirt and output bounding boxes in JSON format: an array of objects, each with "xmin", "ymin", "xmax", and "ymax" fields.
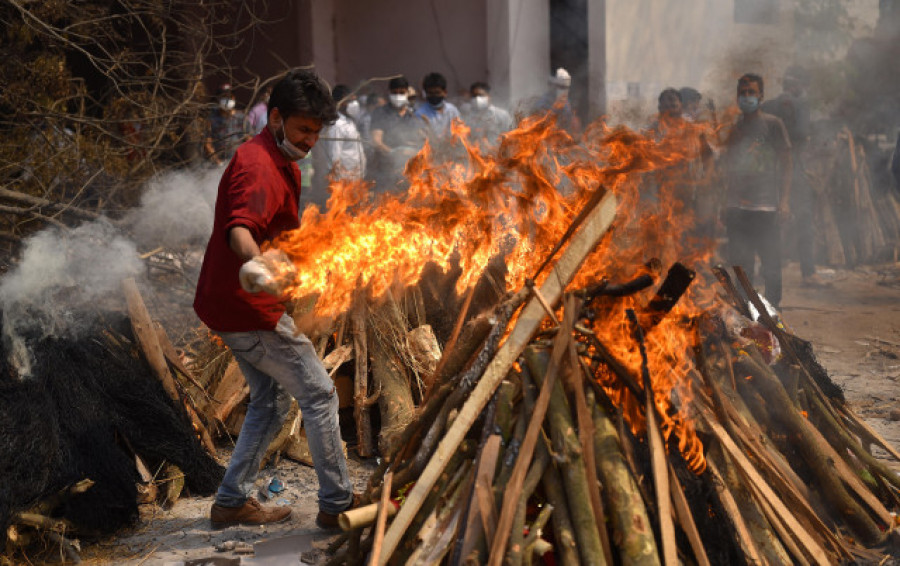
[{"xmin": 194, "ymin": 127, "xmax": 301, "ymax": 332}]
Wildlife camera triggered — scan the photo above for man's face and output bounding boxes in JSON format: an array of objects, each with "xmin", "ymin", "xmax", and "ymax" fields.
[
  {"xmin": 659, "ymin": 93, "xmax": 682, "ymax": 118},
  {"xmin": 471, "ymin": 87, "xmax": 488, "ymax": 99},
  {"xmin": 272, "ymin": 109, "xmax": 323, "ymax": 153},
  {"xmin": 737, "ymin": 80, "xmax": 762, "ymax": 101}
]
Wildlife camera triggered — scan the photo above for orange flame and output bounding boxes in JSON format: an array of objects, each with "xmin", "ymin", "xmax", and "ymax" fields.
[{"xmin": 269, "ymin": 110, "xmax": 722, "ymax": 473}]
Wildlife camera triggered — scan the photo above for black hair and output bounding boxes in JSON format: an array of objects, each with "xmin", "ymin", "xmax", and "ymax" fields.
[
  {"xmin": 737, "ymin": 73, "xmax": 765, "ymax": 96},
  {"xmin": 658, "ymin": 88, "xmax": 682, "ymax": 105},
  {"xmin": 267, "ymin": 70, "xmax": 338, "ymax": 124},
  {"xmin": 331, "ymin": 84, "xmax": 351, "ymax": 104},
  {"xmin": 388, "ymin": 76, "xmax": 409, "ymax": 91},
  {"xmin": 679, "ymin": 87, "xmax": 701, "ymax": 105},
  {"xmin": 470, "ymin": 81, "xmax": 490, "ymax": 95},
  {"xmin": 422, "ymin": 72, "xmax": 447, "ymax": 91}
]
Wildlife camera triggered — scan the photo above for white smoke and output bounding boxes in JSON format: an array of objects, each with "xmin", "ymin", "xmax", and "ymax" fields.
[
  {"xmin": 124, "ymin": 166, "xmax": 221, "ymax": 249},
  {"xmin": 0, "ymin": 166, "xmax": 224, "ymax": 375}
]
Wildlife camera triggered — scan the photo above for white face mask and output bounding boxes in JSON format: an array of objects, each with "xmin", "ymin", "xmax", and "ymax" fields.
[
  {"xmin": 389, "ymin": 93, "xmax": 408, "ymax": 108},
  {"xmin": 219, "ymin": 98, "xmax": 236, "ymax": 111},
  {"xmin": 345, "ymin": 100, "xmax": 361, "ymax": 119},
  {"xmin": 277, "ymin": 123, "xmax": 307, "ymax": 160},
  {"xmin": 473, "ymin": 95, "xmax": 489, "ymax": 110}
]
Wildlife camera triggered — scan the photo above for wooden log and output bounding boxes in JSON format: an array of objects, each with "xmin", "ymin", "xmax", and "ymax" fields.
[
  {"xmin": 701, "ymin": 412, "xmax": 834, "ymax": 564},
  {"xmin": 351, "ymin": 291, "xmax": 374, "ymax": 457},
  {"xmin": 368, "ymin": 470, "xmax": 393, "ymax": 566},
  {"xmin": 590, "ymin": 393, "xmax": 660, "ymax": 566},
  {"xmin": 122, "ymin": 278, "xmax": 216, "ymax": 455},
  {"xmin": 709, "ymin": 442, "xmax": 792, "ymax": 565},
  {"xmin": 523, "ymin": 344, "xmax": 606, "ymax": 566},
  {"xmin": 377, "ymin": 191, "xmax": 617, "ymax": 564},
  {"xmin": 505, "ymin": 437, "xmax": 551, "ymax": 566},
  {"xmin": 369, "ymin": 292, "xmax": 416, "ymax": 453},
  {"xmin": 566, "ymin": 316, "xmax": 614, "ymax": 566},
  {"xmin": 407, "ymin": 324, "xmax": 442, "ymax": 387},
  {"xmin": 540, "ymin": 444, "xmax": 581, "ymax": 566},
  {"xmin": 210, "ymin": 360, "xmax": 249, "ymax": 424},
  {"xmin": 667, "ymin": 462, "xmax": 710, "ymax": 566},
  {"xmin": 706, "ymin": 456, "xmax": 766, "ymax": 565},
  {"xmin": 474, "ymin": 434, "xmax": 503, "ymax": 546}
]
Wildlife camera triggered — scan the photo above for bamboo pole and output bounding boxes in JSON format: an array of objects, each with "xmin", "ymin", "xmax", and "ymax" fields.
[
  {"xmin": 376, "ymin": 191, "xmax": 617, "ymax": 564},
  {"xmin": 368, "ymin": 470, "xmax": 393, "ymax": 566}
]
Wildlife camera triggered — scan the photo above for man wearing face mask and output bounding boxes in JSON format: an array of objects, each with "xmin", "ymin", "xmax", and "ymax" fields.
[
  {"xmin": 310, "ymin": 84, "xmax": 367, "ymax": 207},
  {"xmin": 460, "ymin": 81, "xmax": 513, "ymax": 148},
  {"xmin": 721, "ymin": 73, "xmax": 792, "ymax": 308},
  {"xmin": 414, "ymin": 72, "xmax": 461, "ymax": 141},
  {"xmin": 205, "ymin": 83, "xmax": 250, "ymax": 166},
  {"xmin": 370, "ymin": 76, "xmax": 426, "ymax": 192},
  {"xmin": 760, "ymin": 66, "xmax": 825, "ymax": 287},
  {"xmin": 194, "ymin": 70, "xmax": 357, "ymax": 530},
  {"xmin": 533, "ymin": 68, "xmax": 581, "ymax": 134}
]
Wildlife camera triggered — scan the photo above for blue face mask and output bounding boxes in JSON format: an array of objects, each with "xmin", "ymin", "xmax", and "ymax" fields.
[{"xmin": 738, "ymin": 95, "xmax": 759, "ymax": 114}]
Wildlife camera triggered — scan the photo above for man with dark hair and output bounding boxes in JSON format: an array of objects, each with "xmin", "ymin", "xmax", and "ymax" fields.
[
  {"xmin": 761, "ymin": 66, "xmax": 825, "ymax": 286},
  {"xmin": 370, "ymin": 75, "xmax": 426, "ymax": 192},
  {"xmin": 415, "ymin": 72, "xmax": 461, "ymax": 140},
  {"xmin": 194, "ymin": 69, "xmax": 356, "ymax": 530},
  {"xmin": 721, "ymin": 72, "xmax": 792, "ymax": 308},
  {"xmin": 460, "ymin": 81, "xmax": 513, "ymax": 147}
]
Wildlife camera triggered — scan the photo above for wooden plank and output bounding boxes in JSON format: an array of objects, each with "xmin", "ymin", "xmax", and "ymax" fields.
[
  {"xmin": 377, "ymin": 192, "xmax": 618, "ymax": 565},
  {"xmin": 473, "ymin": 435, "xmax": 502, "ymax": 547},
  {"xmin": 211, "ymin": 360, "xmax": 249, "ymax": 423},
  {"xmin": 368, "ymin": 470, "xmax": 393, "ymax": 566},
  {"xmin": 703, "ymin": 415, "xmax": 833, "ymax": 565},
  {"xmin": 706, "ymin": 458, "xmax": 765, "ymax": 566},
  {"xmin": 668, "ymin": 463, "xmax": 710, "ymax": 566}
]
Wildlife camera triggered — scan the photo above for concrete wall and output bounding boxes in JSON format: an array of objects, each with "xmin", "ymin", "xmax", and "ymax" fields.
[{"xmin": 331, "ymin": 0, "xmax": 488, "ymax": 98}]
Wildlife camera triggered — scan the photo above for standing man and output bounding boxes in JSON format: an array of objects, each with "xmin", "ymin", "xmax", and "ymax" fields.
[
  {"xmin": 721, "ymin": 73, "xmax": 792, "ymax": 308},
  {"xmin": 532, "ymin": 68, "xmax": 580, "ymax": 134},
  {"xmin": 460, "ymin": 81, "xmax": 513, "ymax": 148},
  {"xmin": 205, "ymin": 83, "xmax": 249, "ymax": 166},
  {"xmin": 761, "ymin": 66, "xmax": 825, "ymax": 286},
  {"xmin": 415, "ymin": 72, "xmax": 461, "ymax": 141},
  {"xmin": 310, "ymin": 84, "xmax": 367, "ymax": 208},
  {"xmin": 194, "ymin": 70, "xmax": 356, "ymax": 530},
  {"xmin": 370, "ymin": 76, "xmax": 426, "ymax": 193}
]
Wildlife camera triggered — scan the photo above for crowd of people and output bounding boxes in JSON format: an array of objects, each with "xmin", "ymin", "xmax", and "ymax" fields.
[{"xmin": 200, "ymin": 65, "xmax": 820, "ymax": 331}]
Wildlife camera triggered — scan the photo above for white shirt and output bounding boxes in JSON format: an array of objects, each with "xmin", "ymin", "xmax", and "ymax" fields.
[{"xmin": 319, "ymin": 113, "xmax": 366, "ymax": 180}]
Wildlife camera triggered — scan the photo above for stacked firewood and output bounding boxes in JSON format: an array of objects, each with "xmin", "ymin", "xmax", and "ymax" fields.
[
  {"xmin": 810, "ymin": 128, "xmax": 900, "ymax": 266},
  {"xmin": 313, "ymin": 193, "xmax": 900, "ymax": 565}
]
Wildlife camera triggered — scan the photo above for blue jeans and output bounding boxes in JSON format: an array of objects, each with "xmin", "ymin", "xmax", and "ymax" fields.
[{"xmin": 214, "ymin": 314, "xmax": 353, "ymax": 514}]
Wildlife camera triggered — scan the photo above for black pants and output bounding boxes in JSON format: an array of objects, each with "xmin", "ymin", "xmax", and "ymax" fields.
[{"xmin": 725, "ymin": 208, "xmax": 782, "ymax": 307}]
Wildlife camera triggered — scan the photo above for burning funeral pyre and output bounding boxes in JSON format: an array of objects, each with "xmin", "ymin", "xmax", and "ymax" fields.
[
  {"xmin": 237, "ymin": 113, "xmax": 900, "ymax": 565},
  {"xmin": 1, "ymin": 107, "xmax": 899, "ymax": 565}
]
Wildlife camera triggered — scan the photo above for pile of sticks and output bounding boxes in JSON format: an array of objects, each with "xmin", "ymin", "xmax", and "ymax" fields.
[
  {"xmin": 811, "ymin": 128, "xmax": 900, "ymax": 266},
  {"xmin": 320, "ymin": 192, "xmax": 900, "ymax": 565}
]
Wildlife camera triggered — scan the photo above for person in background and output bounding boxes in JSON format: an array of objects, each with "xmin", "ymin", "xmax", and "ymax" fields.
[
  {"xmin": 369, "ymin": 76, "xmax": 426, "ymax": 193},
  {"xmin": 460, "ymin": 81, "xmax": 514, "ymax": 148},
  {"xmin": 761, "ymin": 65, "xmax": 826, "ymax": 287},
  {"xmin": 246, "ymin": 85, "xmax": 272, "ymax": 133},
  {"xmin": 310, "ymin": 84, "xmax": 367, "ymax": 207},
  {"xmin": 679, "ymin": 87, "xmax": 705, "ymax": 122},
  {"xmin": 194, "ymin": 70, "xmax": 357, "ymax": 531},
  {"xmin": 721, "ymin": 73, "xmax": 792, "ymax": 308},
  {"xmin": 533, "ymin": 68, "xmax": 580, "ymax": 134},
  {"xmin": 205, "ymin": 83, "xmax": 250, "ymax": 166},
  {"xmin": 415, "ymin": 72, "xmax": 461, "ymax": 142}
]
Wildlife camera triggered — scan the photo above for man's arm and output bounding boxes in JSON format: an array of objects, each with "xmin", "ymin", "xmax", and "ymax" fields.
[
  {"xmin": 229, "ymin": 226, "xmax": 261, "ymax": 262},
  {"xmin": 371, "ymin": 129, "xmax": 392, "ymax": 153}
]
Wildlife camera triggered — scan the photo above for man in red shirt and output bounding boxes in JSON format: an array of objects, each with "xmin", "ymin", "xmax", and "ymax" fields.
[{"xmin": 195, "ymin": 70, "xmax": 355, "ymax": 529}]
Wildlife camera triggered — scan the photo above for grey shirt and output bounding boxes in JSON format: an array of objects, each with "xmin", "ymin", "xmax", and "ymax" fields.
[{"xmin": 722, "ymin": 111, "xmax": 791, "ymax": 211}]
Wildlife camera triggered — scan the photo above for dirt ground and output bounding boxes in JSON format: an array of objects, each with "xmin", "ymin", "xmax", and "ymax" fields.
[{"xmin": 32, "ymin": 260, "xmax": 900, "ymax": 566}]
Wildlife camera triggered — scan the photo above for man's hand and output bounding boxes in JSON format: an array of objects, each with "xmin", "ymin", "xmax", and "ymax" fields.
[{"xmin": 238, "ymin": 249, "xmax": 296, "ymax": 295}]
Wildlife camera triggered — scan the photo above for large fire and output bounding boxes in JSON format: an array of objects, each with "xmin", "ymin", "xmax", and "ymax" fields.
[{"xmin": 268, "ymin": 110, "xmax": 722, "ymax": 473}]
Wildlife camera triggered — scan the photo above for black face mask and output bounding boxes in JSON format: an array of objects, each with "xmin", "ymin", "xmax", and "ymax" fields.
[{"xmin": 426, "ymin": 95, "xmax": 445, "ymax": 107}]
